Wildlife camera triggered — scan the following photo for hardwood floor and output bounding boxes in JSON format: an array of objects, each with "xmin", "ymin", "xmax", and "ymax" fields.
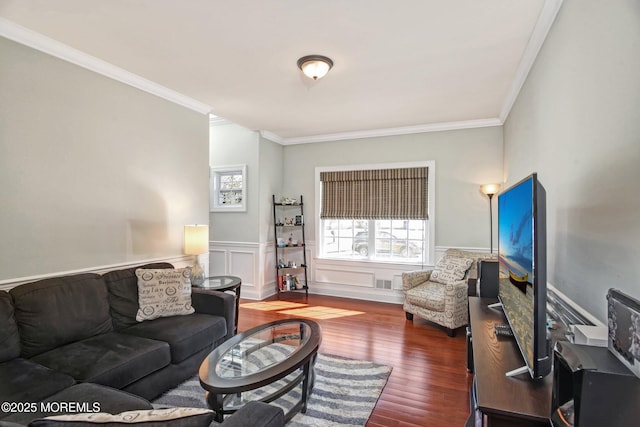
[{"xmin": 237, "ymin": 294, "xmax": 473, "ymax": 426}]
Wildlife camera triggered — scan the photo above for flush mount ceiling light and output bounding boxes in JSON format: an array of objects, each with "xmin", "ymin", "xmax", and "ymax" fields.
[{"xmin": 297, "ymin": 55, "xmax": 333, "ymax": 80}]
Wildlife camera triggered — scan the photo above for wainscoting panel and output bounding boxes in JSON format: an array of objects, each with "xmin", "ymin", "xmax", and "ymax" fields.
[
  {"xmin": 208, "ymin": 241, "xmax": 276, "ymax": 300},
  {"xmin": 209, "ymin": 250, "xmax": 227, "ymax": 276},
  {"xmin": 229, "ymin": 250, "xmax": 256, "ymax": 286},
  {"xmin": 315, "ymin": 268, "xmax": 374, "ymax": 288}
]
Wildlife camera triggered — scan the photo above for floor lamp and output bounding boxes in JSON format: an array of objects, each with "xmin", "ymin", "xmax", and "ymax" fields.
[{"xmin": 480, "ymin": 184, "xmax": 501, "ymax": 254}]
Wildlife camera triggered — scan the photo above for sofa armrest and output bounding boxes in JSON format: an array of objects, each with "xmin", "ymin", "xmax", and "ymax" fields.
[
  {"xmin": 214, "ymin": 401, "xmax": 284, "ymax": 427},
  {"xmin": 191, "ymin": 290, "xmax": 235, "ymax": 341},
  {"xmin": 402, "ymin": 270, "xmax": 432, "ymax": 291}
]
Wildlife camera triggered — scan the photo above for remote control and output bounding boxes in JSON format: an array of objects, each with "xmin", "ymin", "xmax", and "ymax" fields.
[{"xmin": 494, "ymin": 324, "xmax": 514, "ymax": 337}]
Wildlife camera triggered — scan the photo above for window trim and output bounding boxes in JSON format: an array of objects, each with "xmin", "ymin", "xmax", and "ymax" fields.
[
  {"xmin": 210, "ymin": 164, "xmax": 247, "ymax": 212},
  {"xmin": 315, "ymin": 161, "xmax": 435, "ymax": 265}
]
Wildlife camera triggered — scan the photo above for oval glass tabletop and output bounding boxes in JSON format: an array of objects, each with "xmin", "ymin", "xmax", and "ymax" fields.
[{"xmin": 215, "ymin": 321, "xmax": 311, "ymax": 379}]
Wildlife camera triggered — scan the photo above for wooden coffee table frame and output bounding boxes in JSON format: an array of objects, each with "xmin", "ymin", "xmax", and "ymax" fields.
[{"xmin": 198, "ymin": 318, "xmax": 322, "ymax": 422}]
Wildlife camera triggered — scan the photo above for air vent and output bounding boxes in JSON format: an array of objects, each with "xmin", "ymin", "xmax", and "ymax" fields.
[{"xmin": 375, "ymin": 279, "xmax": 392, "ymax": 289}]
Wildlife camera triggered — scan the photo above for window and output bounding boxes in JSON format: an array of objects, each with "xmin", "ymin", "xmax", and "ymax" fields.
[
  {"xmin": 210, "ymin": 164, "xmax": 246, "ymax": 212},
  {"xmin": 316, "ymin": 162, "xmax": 434, "ymax": 264},
  {"xmin": 322, "ymin": 219, "xmax": 426, "ymax": 262}
]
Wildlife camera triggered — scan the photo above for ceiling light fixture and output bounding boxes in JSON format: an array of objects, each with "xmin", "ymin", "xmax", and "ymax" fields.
[{"xmin": 297, "ymin": 55, "xmax": 333, "ymax": 80}]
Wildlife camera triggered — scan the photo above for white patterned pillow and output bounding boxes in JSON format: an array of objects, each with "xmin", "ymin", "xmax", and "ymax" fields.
[
  {"xmin": 135, "ymin": 268, "xmax": 194, "ymax": 322},
  {"xmin": 32, "ymin": 407, "xmax": 214, "ymax": 427},
  {"xmin": 430, "ymin": 256, "xmax": 474, "ymax": 285}
]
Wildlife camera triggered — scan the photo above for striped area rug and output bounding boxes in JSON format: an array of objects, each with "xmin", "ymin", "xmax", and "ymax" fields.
[{"xmin": 152, "ymin": 353, "xmax": 392, "ymax": 426}]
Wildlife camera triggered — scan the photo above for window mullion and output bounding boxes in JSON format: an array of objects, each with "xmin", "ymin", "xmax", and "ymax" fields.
[{"xmin": 368, "ymin": 220, "xmax": 375, "ymax": 259}]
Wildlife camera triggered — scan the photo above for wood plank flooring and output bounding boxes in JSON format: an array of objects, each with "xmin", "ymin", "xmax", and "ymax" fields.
[{"xmin": 237, "ymin": 294, "xmax": 473, "ymax": 426}]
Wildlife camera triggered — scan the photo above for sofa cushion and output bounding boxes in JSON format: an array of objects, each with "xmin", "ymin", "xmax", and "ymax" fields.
[
  {"xmin": 135, "ymin": 268, "xmax": 194, "ymax": 322},
  {"xmin": 30, "ymin": 408, "xmax": 214, "ymax": 427},
  {"xmin": 103, "ymin": 263, "xmax": 174, "ymax": 330},
  {"xmin": 405, "ymin": 282, "xmax": 446, "ymax": 312},
  {"xmin": 10, "ymin": 274, "xmax": 113, "ymax": 358},
  {"xmin": 120, "ymin": 314, "xmax": 226, "ymax": 363},
  {"xmin": 31, "ymin": 332, "xmax": 170, "ymax": 390},
  {"xmin": 0, "ymin": 291, "xmax": 20, "ymax": 362},
  {"xmin": 429, "ymin": 255, "xmax": 473, "ymax": 285},
  {"xmin": 0, "ymin": 358, "xmax": 76, "ymax": 409},
  {"xmin": 2, "ymin": 383, "xmax": 152, "ymax": 426}
]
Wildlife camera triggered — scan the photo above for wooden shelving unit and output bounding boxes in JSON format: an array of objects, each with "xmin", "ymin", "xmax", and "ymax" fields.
[{"xmin": 272, "ymin": 194, "xmax": 308, "ymax": 297}]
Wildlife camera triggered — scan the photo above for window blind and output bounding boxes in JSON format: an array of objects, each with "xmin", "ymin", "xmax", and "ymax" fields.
[{"xmin": 320, "ymin": 167, "xmax": 428, "ymax": 219}]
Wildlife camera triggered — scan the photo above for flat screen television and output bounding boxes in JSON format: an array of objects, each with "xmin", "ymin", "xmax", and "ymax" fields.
[{"xmin": 497, "ymin": 173, "xmax": 551, "ymax": 379}]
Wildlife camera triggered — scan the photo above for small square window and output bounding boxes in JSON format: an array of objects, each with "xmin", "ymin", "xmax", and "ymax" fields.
[{"xmin": 210, "ymin": 165, "xmax": 246, "ymax": 212}]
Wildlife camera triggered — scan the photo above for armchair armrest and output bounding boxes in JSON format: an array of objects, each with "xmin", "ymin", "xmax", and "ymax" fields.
[
  {"xmin": 191, "ymin": 289, "xmax": 235, "ymax": 341},
  {"xmin": 402, "ymin": 270, "xmax": 433, "ymax": 291},
  {"xmin": 442, "ymin": 280, "xmax": 470, "ymax": 325}
]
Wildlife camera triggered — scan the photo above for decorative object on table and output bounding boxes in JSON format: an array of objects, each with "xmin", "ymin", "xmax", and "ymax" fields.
[
  {"xmin": 480, "ymin": 183, "xmax": 501, "ymax": 253},
  {"xmin": 272, "ymin": 195, "xmax": 308, "ymax": 297},
  {"xmin": 153, "ymin": 352, "xmax": 391, "ymax": 427},
  {"xmin": 279, "ymin": 196, "xmax": 297, "ymax": 205},
  {"xmin": 184, "ymin": 224, "xmax": 208, "ymax": 286}
]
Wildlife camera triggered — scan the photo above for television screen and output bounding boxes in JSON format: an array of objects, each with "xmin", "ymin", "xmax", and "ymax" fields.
[{"xmin": 498, "ymin": 173, "xmax": 550, "ymax": 379}]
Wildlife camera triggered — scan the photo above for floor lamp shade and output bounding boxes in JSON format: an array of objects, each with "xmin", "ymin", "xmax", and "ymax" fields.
[{"xmin": 184, "ymin": 225, "xmax": 208, "ymax": 285}]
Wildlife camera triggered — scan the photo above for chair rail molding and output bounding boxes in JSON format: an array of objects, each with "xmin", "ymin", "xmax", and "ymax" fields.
[{"xmin": 0, "ymin": 255, "xmax": 193, "ymax": 292}]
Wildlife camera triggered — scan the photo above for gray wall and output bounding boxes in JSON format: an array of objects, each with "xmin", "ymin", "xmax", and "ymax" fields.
[
  {"xmin": 209, "ymin": 125, "xmax": 284, "ymax": 244},
  {"xmin": 282, "ymin": 127, "xmax": 504, "ymax": 249},
  {"xmin": 209, "ymin": 124, "xmax": 260, "ymax": 242},
  {"xmin": 258, "ymin": 135, "xmax": 284, "ymax": 243},
  {"xmin": 0, "ymin": 37, "xmax": 209, "ymax": 280},
  {"xmin": 503, "ymin": 0, "xmax": 640, "ymax": 321}
]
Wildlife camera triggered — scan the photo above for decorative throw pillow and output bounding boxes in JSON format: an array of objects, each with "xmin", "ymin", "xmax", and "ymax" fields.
[
  {"xmin": 135, "ymin": 268, "xmax": 194, "ymax": 322},
  {"xmin": 31, "ymin": 407, "xmax": 215, "ymax": 427},
  {"xmin": 430, "ymin": 255, "xmax": 474, "ymax": 285}
]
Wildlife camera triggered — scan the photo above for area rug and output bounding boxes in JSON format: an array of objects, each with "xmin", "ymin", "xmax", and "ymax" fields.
[{"xmin": 152, "ymin": 353, "xmax": 392, "ymax": 426}]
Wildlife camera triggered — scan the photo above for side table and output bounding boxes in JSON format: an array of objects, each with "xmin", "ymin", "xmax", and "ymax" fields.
[{"xmin": 192, "ymin": 276, "xmax": 242, "ymax": 334}]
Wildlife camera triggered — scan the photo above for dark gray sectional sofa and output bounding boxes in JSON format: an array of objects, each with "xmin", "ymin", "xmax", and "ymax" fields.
[{"xmin": 0, "ymin": 263, "xmax": 284, "ymax": 427}]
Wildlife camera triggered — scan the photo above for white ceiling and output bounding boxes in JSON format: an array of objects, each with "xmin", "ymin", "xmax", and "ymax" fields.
[{"xmin": 0, "ymin": 0, "xmax": 561, "ymax": 144}]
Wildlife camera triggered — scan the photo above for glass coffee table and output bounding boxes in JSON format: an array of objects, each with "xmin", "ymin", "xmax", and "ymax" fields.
[{"xmin": 198, "ymin": 318, "xmax": 321, "ymax": 422}]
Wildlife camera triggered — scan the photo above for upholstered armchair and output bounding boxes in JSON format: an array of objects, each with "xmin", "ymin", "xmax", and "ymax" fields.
[{"xmin": 402, "ymin": 249, "xmax": 495, "ymax": 336}]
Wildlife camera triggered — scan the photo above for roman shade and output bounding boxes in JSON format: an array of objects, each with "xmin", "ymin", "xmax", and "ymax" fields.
[{"xmin": 320, "ymin": 167, "xmax": 428, "ymax": 219}]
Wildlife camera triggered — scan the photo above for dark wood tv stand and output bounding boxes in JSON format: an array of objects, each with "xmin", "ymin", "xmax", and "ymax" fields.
[{"xmin": 468, "ymin": 297, "xmax": 552, "ymax": 427}]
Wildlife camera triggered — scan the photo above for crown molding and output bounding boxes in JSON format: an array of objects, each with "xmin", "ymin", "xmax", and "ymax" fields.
[
  {"xmin": 499, "ymin": 0, "xmax": 564, "ymax": 122},
  {"xmin": 0, "ymin": 18, "xmax": 212, "ymax": 115},
  {"xmin": 260, "ymin": 118, "xmax": 503, "ymax": 145},
  {"xmin": 209, "ymin": 115, "xmax": 231, "ymax": 126},
  {"xmin": 259, "ymin": 130, "xmax": 286, "ymax": 144}
]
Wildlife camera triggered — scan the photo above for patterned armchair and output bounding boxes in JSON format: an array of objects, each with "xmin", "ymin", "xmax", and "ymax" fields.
[{"xmin": 402, "ymin": 249, "xmax": 496, "ymax": 336}]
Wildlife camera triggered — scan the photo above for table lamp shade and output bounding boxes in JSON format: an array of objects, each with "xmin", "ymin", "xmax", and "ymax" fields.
[{"xmin": 184, "ymin": 225, "xmax": 209, "ymax": 255}]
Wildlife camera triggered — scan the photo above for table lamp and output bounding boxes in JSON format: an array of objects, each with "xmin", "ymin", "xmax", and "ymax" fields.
[{"xmin": 184, "ymin": 224, "xmax": 209, "ymax": 286}]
